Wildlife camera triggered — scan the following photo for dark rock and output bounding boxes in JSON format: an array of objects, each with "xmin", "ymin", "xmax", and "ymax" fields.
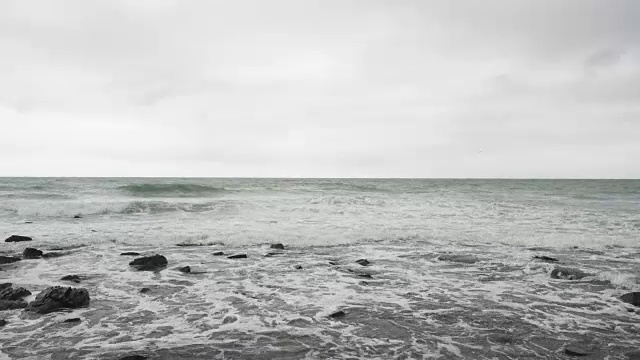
[
  {"xmin": 329, "ymin": 310, "xmax": 345, "ymax": 318},
  {"xmin": 437, "ymin": 254, "xmax": 479, "ymax": 264},
  {"xmin": 620, "ymin": 292, "xmax": 640, "ymax": 307},
  {"xmin": 564, "ymin": 345, "xmax": 592, "ymax": 357},
  {"xmin": 129, "ymin": 254, "xmax": 168, "ymax": 271},
  {"xmin": 0, "ymin": 300, "xmax": 27, "ymax": 311},
  {"xmin": 64, "ymin": 318, "xmax": 81, "ymax": 323},
  {"xmin": 533, "ymin": 255, "xmax": 559, "ymax": 262},
  {"xmin": 61, "ymin": 275, "xmax": 81, "ymax": 283},
  {"xmin": 0, "ymin": 256, "xmax": 21, "ymax": 264},
  {"xmin": 358, "ymin": 273, "xmax": 373, "ymax": 279},
  {"xmin": 359, "ymin": 281, "xmax": 369, "ymax": 286},
  {"xmin": 120, "ymin": 355, "xmax": 147, "ymax": 360},
  {"xmin": 0, "ymin": 319, "xmax": 6, "ymax": 327},
  {"xmin": 24, "ymin": 221, "xmax": 33, "ymax": 224},
  {"xmin": 0, "ymin": 286, "xmax": 31, "ymax": 300},
  {"xmin": 23, "ymin": 247, "xmax": 43, "ymax": 259},
  {"xmin": 550, "ymin": 267, "xmax": 591, "ymax": 280},
  {"xmin": 73, "ymin": 215, "xmax": 82, "ymax": 219},
  {"xmin": 178, "ymin": 266, "xmax": 191, "ymax": 273},
  {"xmin": 120, "ymin": 252, "xmax": 140, "ymax": 256},
  {"xmin": 227, "ymin": 254, "xmax": 247, "ymax": 259},
  {"xmin": 294, "ymin": 265, "xmax": 303, "ymax": 270},
  {"xmin": 5, "ymin": 235, "xmax": 32, "ymax": 242},
  {"xmin": 0, "ymin": 283, "xmax": 10, "ymax": 290},
  {"xmin": 265, "ymin": 252, "xmax": 283, "ymax": 257},
  {"xmin": 355, "ymin": 259, "xmax": 370, "ymax": 266},
  {"xmin": 212, "ymin": 251, "xmax": 224, "ymax": 256},
  {"xmin": 176, "ymin": 243, "xmax": 204, "ymax": 247},
  {"xmin": 223, "ymin": 315, "xmax": 238, "ymax": 324},
  {"xmin": 140, "ymin": 288, "xmax": 151, "ymax": 293},
  {"xmin": 270, "ymin": 243, "xmax": 285, "ymax": 250},
  {"xmin": 26, "ymin": 286, "xmax": 90, "ymax": 314},
  {"xmin": 41, "ymin": 252, "xmax": 65, "ymax": 258}
]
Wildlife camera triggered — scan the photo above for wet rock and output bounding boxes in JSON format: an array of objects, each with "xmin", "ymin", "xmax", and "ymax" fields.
[
  {"xmin": 564, "ymin": 345, "xmax": 592, "ymax": 357},
  {"xmin": 0, "ymin": 319, "xmax": 6, "ymax": 327},
  {"xmin": 359, "ymin": 281, "xmax": 369, "ymax": 286},
  {"xmin": 620, "ymin": 292, "xmax": 640, "ymax": 307},
  {"xmin": 129, "ymin": 254, "xmax": 168, "ymax": 271},
  {"xmin": 120, "ymin": 355, "xmax": 147, "ymax": 360},
  {"xmin": 355, "ymin": 259, "xmax": 370, "ymax": 266},
  {"xmin": 24, "ymin": 221, "xmax": 33, "ymax": 224},
  {"xmin": 5, "ymin": 235, "xmax": 32, "ymax": 242},
  {"xmin": 223, "ymin": 315, "xmax": 238, "ymax": 324},
  {"xmin": 0, "ymin": 256, "xmax": 21, "ymax": 265},
  {"xmin": 227, "ymin": 254, "xmax": 247, "ymax": 259},
  {"xmin": 64, "ymin": 318, "xmax": 81, "ymax": 323},
  {"xmin": 358, "ymin": 273, "xmax": 373, "ymax": 279},
  {"xmin": 550, "ymin": 267, "xmax": 591, "ymax": 280},
  {"xmin": 265, "ymin": 252, "xmax": 283, "ymax": 257},
  {"xmin": 61, "ymin": 275, "xmax": 81, "ymax": 283},
  {"xmin": 294, "ymin": 265, "xmax": 303, "ymax": 270},
  {"xmin": 0, "ymin": 283, "xmax": 10, "ymax": 290},
  {"xmin": 0, "ymin": 286, "xmax": 31, "ymax": 300},
  {"xmin": 178, "ymin": 266, "xmax": 191, "ymax": 273},
  {"xmin": 42, "ymin": 252, "xmax": 65, "ymax": 258},
  {"xmin": 329, "ymin": 310, "xmax": 345, "ymax": 318},
  {"xmin": 73, "ymin": 215, "xmax": 82, "ymax": 219},
  {"xmin": 212, "ymin": 251, "xmax": 224, "ymax": 256},
  {"xmin": 533, "ymin": 255, "xmax": 559, "ymax": 262},
  {"xmin": 328, "ymin": 261, "xmax": 339, "ymax": 265},
  {"xmin": 26, "ymin": 286, "xmax": 90, "ymax": 314},
  {"xmin": 23, "ymin": 247, "xmax": 43, "ymax": 259},
  {"xmin": 0, "ymin": 300, "xmax": 27, "ymax": 311},
  {"xmin": 120, "ymin": 252, "xmax": 140, "ymax": 256},
  {"xmin": 270, "ymin": 243, "xmax": 285, "ymax": 250},
  {"xmin": 140, "ymin": 288, "xmax": 151, "ymax": 294},
  {"xmin": 176, "ymin": 243, "xmax": 204, "ymax": 247},
  {"xmin": 437, "ymin": 254, "xmax": 479, "ymax": 264}
]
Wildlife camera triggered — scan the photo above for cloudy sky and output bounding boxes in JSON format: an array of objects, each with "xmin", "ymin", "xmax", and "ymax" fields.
[{"xmin": 0, "ymin": 0, "xmax": 638, "ymax": 177}]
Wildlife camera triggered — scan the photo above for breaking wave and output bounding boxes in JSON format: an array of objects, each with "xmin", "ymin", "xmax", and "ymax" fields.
[{"xmin": 118, "ymin": 183, "xmax": 228, "ymax": 197}]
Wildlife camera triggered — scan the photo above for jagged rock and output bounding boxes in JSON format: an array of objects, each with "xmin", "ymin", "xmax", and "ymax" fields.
[
  {"xmin": 227, "ymin": 254, "xmax": 247, "ymax": 259},
  {"xmin": 129, "ymin": 254, "xmax": 168, "ymax": 271},
  {"xmin": 23, "ymin": 247, "xmax": 43, "ymax": 259},
  {"xmin": 0, "ymin": 286, "xmax": 31, "ymax": 300},
  {"xmin": 620, "ymin": 292, "xmax": 640, "ymax": 307},
  {"xmin": 0, "ymin": 283, "xmax": 10, "ymax": 290},
  {"xmin": 26, "ymin": 286, "xmax": 90, "ymax": 314},
  {"xmin": 437, "ymin": 254, "xmax": 479, "ymax": 264},
  {"xmin": 120, "ymin": 252, "xmax": 140, "ymax": 256},
  {"xmin": 294, "ymin": 265, "xmax": 303, "ymax": 270},
  {"xmin": 178, "ymin": 266, "xmax": 191, "ymax": 273},
  {"xmin": 270, "ymin": 243, "xmax": 285, "ymax": 250},
  {"xmin": 5, "ymin": 235, "xmax": 32, "ymax": 242},
  {"xmin": 212, "ymin": 251, "xmax": 224, "ymax": 256},
  {"xmin": 0, "ymin": 300, "xmax": 27, "ymax": 311},
  {"xmin": 550, "ymin": 267, "xmax": 591, "ymax": 280},
  {"xmin": 355, "ymin": 259, "xmax": 370, "ymax": 266},
  {"xmin": 64, "ymin": 318, "xmax": 81, "ymax": 323},
  {"xmin": 329, "ymin": 310, "xmax": 345, "ymax": 318},
  {"xmin": 533, "ymin": 255, "xmax": 559, "ymax": 262},
  {"xmin": 61, "ymin": 275, "xmax": 81, "ymax": 283},
  {"xmin": 0, "ymin": 256, "xmax": 21, "ymax": 264}
]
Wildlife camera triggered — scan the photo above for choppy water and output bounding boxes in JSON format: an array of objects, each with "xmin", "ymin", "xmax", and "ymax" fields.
[{"xmin": 1, "ymin": 178, "xmax": 639, "ymax": 359}]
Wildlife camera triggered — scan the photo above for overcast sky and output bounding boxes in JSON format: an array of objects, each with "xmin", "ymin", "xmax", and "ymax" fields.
[{"xmin": 0, "ymin": 0, "xmax": 638, "ymax": 177}]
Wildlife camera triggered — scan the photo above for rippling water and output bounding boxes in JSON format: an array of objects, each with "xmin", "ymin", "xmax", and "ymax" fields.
[{"xmin": 1, "ymin": 178, "xmax": 639, "ymax": 359}]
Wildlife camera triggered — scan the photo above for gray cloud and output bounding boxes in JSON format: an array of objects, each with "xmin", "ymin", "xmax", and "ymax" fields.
[{"xmin": 0, "ymin": 0, "xmax": 639, "ymax": 177}]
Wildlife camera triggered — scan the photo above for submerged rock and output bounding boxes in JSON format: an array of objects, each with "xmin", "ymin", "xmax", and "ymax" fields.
[
  {"xmin": 41, "ymin": 252, "xmax": 65, "ymax": 258},
  {"xmin": 0, "ymin": 286, "xmax": 31, "ymax": 300},
  {"xmin": 564, "ymin": 345, "xmax": 592, "ymax": 357},
  {"xmin": 212, "ymin": 251, "xmax": 224, "ymax": 256},
  {"xmin": 0, "ymin": 300, "xmax": 28, "ymax": 311},
  {"xmin": 355, "ymin": 259, "xmax": 370, "ymax": 266},
  {"xmin": 73, "ymin": 215, "xmax": 82, "ymax": 219},
  {"xmin": 26, "ymin": 286, "xmax": 90, "ymax": 314},
  {"xmin": 533, "ymin": 255, "xmax": 559, "ymax": 262},
  {"xmin": 0, "ymin": 319, "xmax": 6, "ymax": 327},
  {"xmin": 178, "ymin": 266, "xmax": 191, "ymax": 273},
  {"xmin": 0, "ymin": 256, "xmax": 21, "ymax": 265},
  {"xmin": 64, "ymin": 317, "xmax": 81, "ymax": 323},
  {"xmin": 437, "ymin": 254, "xmax": 479, "ymax": 264},
  {"xmin": 265, "ymin": 252, "xmax": 283, "ymax": 257},
  {"xmin": 329, "ymin": 310, "xmax": 345, "ymax": 318},
  {"xmin": 270, "ymin": 243, "xmax": 285, "ymax": 250},
  {"xmin": 23, "ymin": 247, "xmax": 43, "ymax": 259},
  {"xmin": 620, "ymin": 292, "xmax": 640, "ymax": 307},
  {"xmin": 5, "ymin": 235, "xmax": 32, "ymax": 242},
  {"xmin": 129, "ymin": 254, "xmax": 168, "ymax": 271},
  {"xmin": 61, "ymin": 275, "xmax": 81, "ymax": 283},
  {"xmin": 140, "ymin": 287, "xmax": 151, "ymax": 294},
  {"xmin": 550, "ymin": 267, "xmax": 591, "ymax": 280},
  {"xmin": 120, "ymin": 355, "xmax": 148, "ymax": 360},
  {"xmin": 120, "ymin": 252, "xmax": 140, "ymax": 256},
  {"xmin": 227, "ymin": 254, "xmax": 247, "ymax": 259},
  {"xmin": 294, "ymin": 265, "xmax": 303, "ymax": 270}
]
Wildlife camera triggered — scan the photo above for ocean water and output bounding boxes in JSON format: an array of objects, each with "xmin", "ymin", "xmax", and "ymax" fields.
[{"xmin": 0, "ymin": 178, "xmax": 639, "ymax": 359}]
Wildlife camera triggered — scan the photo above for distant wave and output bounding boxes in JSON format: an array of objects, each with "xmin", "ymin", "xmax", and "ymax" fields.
[
  {"xmin": 0, "ymin": 192, "xmax": 74, "ymax": 200},
  {"xmin": 118, "ymin": 200, "xmax": 234, "ymax": 214},
  {"xmin": 118, "ymin": 183, "xmax": 228, "ymax": 197}
]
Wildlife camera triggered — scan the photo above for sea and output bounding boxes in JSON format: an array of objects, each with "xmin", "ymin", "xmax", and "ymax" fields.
[{"xmin": 0, "ymin": 178, "xmax": 639, "ymax": 359}]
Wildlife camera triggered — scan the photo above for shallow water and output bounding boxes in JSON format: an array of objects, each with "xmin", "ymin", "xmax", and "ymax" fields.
[{"xmin": 1, "ymin": 178, "xmax": 639, "ymax": 359}]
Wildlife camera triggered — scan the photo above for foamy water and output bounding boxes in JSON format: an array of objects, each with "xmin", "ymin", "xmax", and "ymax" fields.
[{"xmin": 1, "ymin": 178, "xmax": 639, "ymax": 359}]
